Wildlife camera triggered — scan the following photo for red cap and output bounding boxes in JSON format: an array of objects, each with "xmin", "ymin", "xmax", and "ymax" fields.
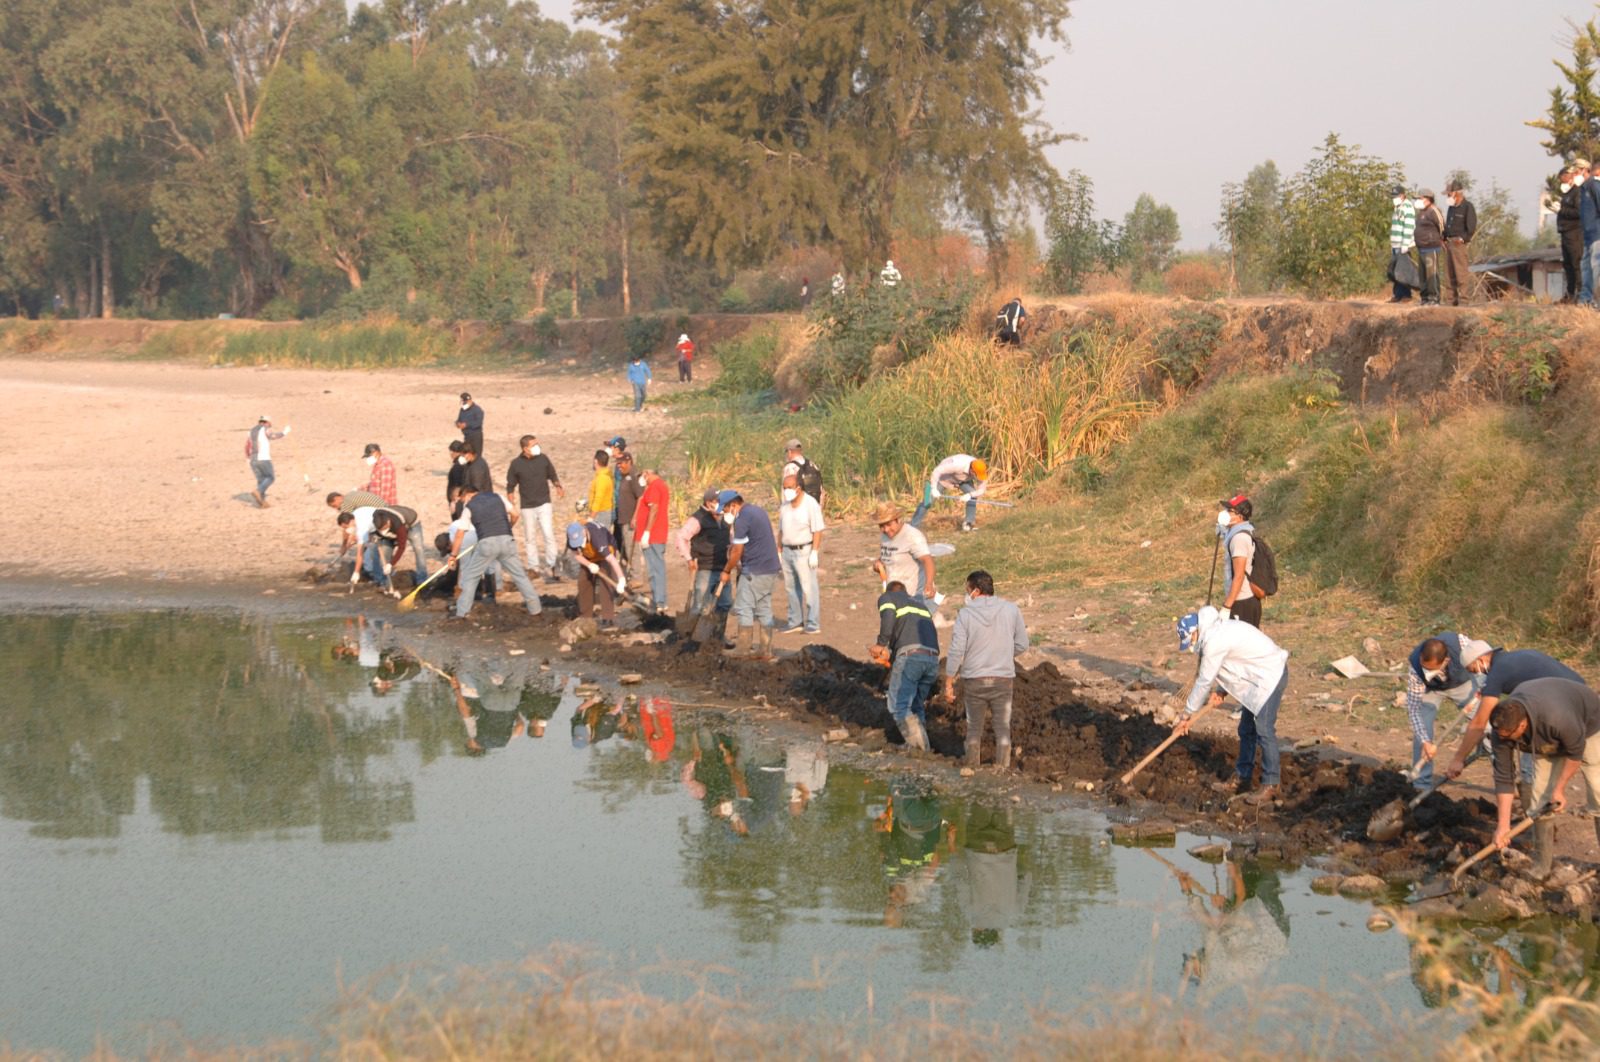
[{"xmin": 1220, "ymin": 494, "xmax": 1249, "ymax": 511}]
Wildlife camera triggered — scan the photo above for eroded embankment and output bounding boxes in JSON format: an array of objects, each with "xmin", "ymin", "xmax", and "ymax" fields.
[{"xmin": 414, "ymin": 594, "xmax": 1591, "ymax": 922}]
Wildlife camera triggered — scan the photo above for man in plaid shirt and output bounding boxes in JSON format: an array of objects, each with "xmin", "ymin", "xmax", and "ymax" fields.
[
  {"xmin": 1404, "ymin": 632, "xmax": 1487, "ymax": 791},
  {"xmin": 1388, "ymin": 184, "xmax": 1416, "ymax": 303},
  {"xmin": 363, "ymin": 443, "xmax": 399, "ymax": 506}
]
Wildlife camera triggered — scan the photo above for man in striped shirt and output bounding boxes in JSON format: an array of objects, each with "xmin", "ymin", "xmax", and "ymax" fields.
[{"xmin": 1388, "ymin": 184, "xmax": 1416, "ymax": 303}]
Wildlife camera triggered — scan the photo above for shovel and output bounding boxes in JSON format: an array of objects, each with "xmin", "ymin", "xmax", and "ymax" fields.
[
  {"xmin": 398, "ymin": 545, "xmax": 475, "ymax": 612},
  {"xmin": 1365, "ymin": 705, "xmax": 1481, "ymax": 841},
  {"xmin": 1409, "ymin": 805, "xmax": 1554, "ymax": 902},
  {"xmin": 594, "ymin": 568, "xmax": 651, "ymax": 613},
  {"xmin": 1119, "ymin": 702, "xmax": 1216, "ymax": 787}
]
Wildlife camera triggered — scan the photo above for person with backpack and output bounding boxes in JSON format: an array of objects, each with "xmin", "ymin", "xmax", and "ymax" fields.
[
  {"xmin": 994, "ymin": 297, "xmax": 1027, "ymax": 345},
  {"xmin": 245, "ymin": 414, "xmax": 290, "ymax": 508},
  {"xmin": 1216, "ymin": 494, "xmax": 1276, "ymax": 628},
  {"xmin": 782, "ymin": 438, "xmax": 824, "ymax": 508}
]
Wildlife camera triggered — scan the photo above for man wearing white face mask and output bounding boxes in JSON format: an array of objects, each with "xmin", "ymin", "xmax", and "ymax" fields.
[
  {"xmin": 1557, "ymin": 161, "xmax": 1586, "ymax": 303},
  {"xmin": 1412, "ymin": 189, "xmax": 1445, "ymax": 306},
  {"xmin": 1217, "ymin": 494, "xmax": 1262, "ymax": 629},
  {"xmin": 505, "ymin": 434, "xmax": 564, "ymax": 580},
  {"xmin": 1387, "ymin": 184, "xmax": 1416, "ymax": 303},
  {"xmin": 777, "ymin": 473, "xmax": 826, "ymax": 635},
  {"xmin": 455, "ymin": 391, "xmax": 484, "ymax": 457},
  {"xmin": 1404, "ymin": 633, "xmax": 1488, "ymax": 792},
  {"xmin": 361, "ymin": 443, "xmax": 398, "ymax": 506},
  {"xmin": 943, "ymin": 570, "xmax": 1029, "ymax": 768}
]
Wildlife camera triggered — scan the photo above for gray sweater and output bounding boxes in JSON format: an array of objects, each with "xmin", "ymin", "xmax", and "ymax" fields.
[
  {"xmin": 1492, "ymin": 677, "xmax": 1600, "ymax": 794},
  {"xmin": 945, "ymin": 595, "xmax": 1029, "ymax": 679}
]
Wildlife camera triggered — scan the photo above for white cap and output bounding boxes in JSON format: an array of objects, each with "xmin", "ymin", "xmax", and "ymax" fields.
[
  {"xmin": 885, "ymin": 260, "xmax": 894, "ymax": 267},
  {"xmin": 678, "ymin": 334, "xmax": 690, "ymax": 343}
]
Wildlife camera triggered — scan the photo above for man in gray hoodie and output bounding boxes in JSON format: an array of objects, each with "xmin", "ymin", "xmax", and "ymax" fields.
[{"xmin": 943, "ymin": 570, "xmax": 1029, "ymax": 768}]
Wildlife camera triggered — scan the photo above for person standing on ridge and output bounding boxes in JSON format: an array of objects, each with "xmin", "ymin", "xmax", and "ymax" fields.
[
  {"xmin": 1443, "ymin": 180, "xmax": 1478, "ymax": 307},
  {"xmin": 1413, "ymin": 189, "xmax": 1445, "ymax": 306},
  {"xmin": 1387, "ymin": 184, "xmax": 1416, "ymax": 303},
  {"xmin": 455, "ymin": 392, "xmax": 484, "ymax": 458},
  {"xmin": 1558, "ymin": 161, "xmax": 1586, "ymax": 303}
]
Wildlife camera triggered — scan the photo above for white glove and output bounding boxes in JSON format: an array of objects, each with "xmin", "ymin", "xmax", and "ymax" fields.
[
  {"xmin": 640, "ymin": 531, "xmax": 651, "ymax": 548},
  {"xmin": 807, "ymin": 550, "xmax": 818, "ymax": 570},
  {"xmin": 382, "ymin": 562, "xmax": 393, "ymax": 577},
  {"xmin": 961, "ymin": 492, "xmax": 976, "ymax": 501},
  {"xmin": 282, "ymin": 425, "xmax": 291, "ymax": 435},
  {"xmin": 349, "ymin": 570, "xmax": 360, "ymax": 585},
  {"xmin": 616, "ymin": 575, "xmax": 627, "ymax": 594},
  {"xmin": 583, "ymin": 561, "xmax": 600, "ymax": 575}
]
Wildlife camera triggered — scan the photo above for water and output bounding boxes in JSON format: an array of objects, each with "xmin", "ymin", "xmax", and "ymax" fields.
[{"xmin": 1, "ymin": 610, "xmax": 1594, "ymax": 1054}]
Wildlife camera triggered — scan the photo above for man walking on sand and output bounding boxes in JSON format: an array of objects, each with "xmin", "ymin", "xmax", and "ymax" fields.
[
  {"xmin": 362, "ymin": 443, "xmax": 398, "ymax": 506},
  {"xmin": 245, "ymin": 415, "xmax": 289, "ymax": 508},
  {"xmin": 943, "ymin": 570, "xmax": 1029, "ymax": 769},
  {"xmin": 1487, "ymin": 678, "xmax": 1600, "ymax": 877},
  {"xmin": 1443, "ymin": 180, "xmax": 1478, "ymax": 307},
  {"xmin": 634, "ymin": 467, "xmax": 671, "ymax": 614},
  {"xmin": 911, "ymin": 454, "xmax": 989, "ymax": 532},
  {"xmin": 777, "ymin": 472, "xmax": 826, "ymax": 635},
  {"xmin": 628, "ymin": 353, "xmax": 652, "ymax": 412},
  {"xmin": 455, "ymin": 392, "xmax": 484, "ymax": 457},
  {"xmin": 506, "ymin": 435, "xmax": 564, "ymax": 580},
  {"xmin": 448, "ymin": 485, "xmax": 542, "ymax": 620},
  {"xmin": 1173, "ymin": 606, "xmax": 1290, "ymax": 805},
  {"xmin": 676, "ymin": 333, "xmax": 695, "ymax": 382},
  {"xmin": 712, "ymin": 489, "xmax": 783, "ymax": 660}
]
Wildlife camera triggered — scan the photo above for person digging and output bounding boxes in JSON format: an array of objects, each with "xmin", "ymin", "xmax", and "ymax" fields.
[
  {"xmin": 1486, "ymin": 677, "xmax": 1600, "ymax": 878},
  {"xmin": 1172, "ymin": 606, "xmax": 1290, "ymax": 805},
  {"xmin": 871, "ymin": 580, "xmax": 941, "ymax": 751}
]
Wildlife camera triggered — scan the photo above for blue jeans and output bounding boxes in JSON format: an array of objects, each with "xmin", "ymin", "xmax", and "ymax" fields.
[
  {"xmin": 1390, "ymin": 249, "xmax": 1412, "ymax": 300},
  {"xmin": 733, "ymin": 571, "xmax": 779, "ymax": 628},
  {"xmin": 455, "ymin": 535, "xmax": 542, "ymax": 617},
  {"xmin": 910, "ymin": 482, "xmax": 977, "ymax": 529},
  {"xmin": 643, "ymin": 542, "xmax": 667, "ymax": 609},
  {"xmin": 250, "ymin": 459, "xmax": 275, "ymax": 498},
  {"xmin": 407, "ymin": 520, "xmax": 428, "ymax": 580},
  {"xmin": 632, "ymin": 382, "xmax": 647, "ymax": 411},
  {"xmin": 887, "ymin": 651, "xmax": 939, "ymax": 730},
  {"xmin": 780, "ymin": 545, "xmax": 822, "ymax": 631},
  {"xmin": 1236, "ymin": 668, "xmax": 1288, "ymax": 786},
  {"xmin": 361, "ymin": 541, "xmax": 390, "ymax": 588},
  {"xmin": 691, "ymin": 568, "xmax": 734, "ymax": 614},
  {"xmin": 1583, "ymin": 239, "xmax": 1598, "ymax": 305},
  {"xmin": 1411, "ymin": 676, "xmax": 1483, "ymax": 789}
]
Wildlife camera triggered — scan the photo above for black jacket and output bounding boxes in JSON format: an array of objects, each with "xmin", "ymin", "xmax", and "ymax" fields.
[
  {"xmin": 1558, "ymin": 184, "xmax": 1584, "ymax": 233},
  {"xmin": 1413, "ymin": 203, "xmax": 1445, "ymax": 249},
  {"xmin": 505, "ymin": 453, "xmax": 560, "ymax": 508},
  {"xmin": 1444, "ymin": 199, "xmax": 1477, "ymax": 241},
  {"xmin": 876, "ymin": 589, "xmax": 940, "ymax": 657}
]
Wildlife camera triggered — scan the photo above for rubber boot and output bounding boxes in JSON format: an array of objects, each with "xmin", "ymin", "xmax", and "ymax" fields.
[
  {"xmin": 1532, "ymin": 817, "xmax": 1555, "ymax": 879},
  {"xmin": 728, "ymin": 624, "xmax": 752, "ymax": 654},
  {"xmin": 995, "ymin": 739, "xmax": 1012, "ymax": 770},
  {"xmin": 899, "ymin": 714, "xmax": 930, "ymax": 751},
  {"xmin": 711, "ymin": 611, "xmax": 733, "ymax": 648},
  {"xmin": 963, "ymin": 741, "xmax": 982, "ymax": 768},
  {"xmin": 753, "ymin": 624, "xmax": 774, "ymax": 662},
  {"xmin": 1517, "ymin": 782, "xmax": 1534, "ymax": 819}
]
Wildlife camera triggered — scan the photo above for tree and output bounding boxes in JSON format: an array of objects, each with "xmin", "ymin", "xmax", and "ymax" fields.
[
  {"xmin": 1216, "ymin": 160, "xmax": 1282, "ymax": 294},
  {"xmin": 1119, "ymin": 194, "xmax": 1180, "ymax": 290},
  {"xmin": 1442, "ymin": 169, "xmax": 1531, "ymax": 261},
  {"xmin": 579, "ymin": 0, "xmax": 1072, "ymax": 271},
  {"xmin": 1276, "ymin": 134, "xmax": 1404, "ymax": 298},
  {"xmin": 1528, "ymin": 11, "xmax": 1600, "ymax": 168},
  {"xmin": 1043, "ymin": 170, "xmax": 1118, "ymax": 295}
]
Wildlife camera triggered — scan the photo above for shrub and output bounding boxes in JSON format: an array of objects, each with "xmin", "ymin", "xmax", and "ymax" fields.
[
  {"xmin": 1163, "ymin": 256, "xmax": 1228, "ymax": 300},
  {"xmin": 801, "ymin": 281, "xmax": 977, "ymax": 395},
  {"xmin": 624, "ymin": 315, "xmax": 664, "ymax": 359},
  {"xmin": 1151, "ymin": 306, "xmax": 1227, "ymax": 388},
  {"xmin": 1478, "ymin": 308, "xmax": 1566, "ymax": 404},
  {"xmin": 707, "ymin": 332, "xmax": 779, "ymax": 397},
  {"xmin": 718, "ymin": 286, "xmax": 753, "ymax": 313}
]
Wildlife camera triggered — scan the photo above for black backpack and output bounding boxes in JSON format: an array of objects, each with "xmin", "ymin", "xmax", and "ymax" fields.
[
  {"xmin": 796, "ymin": 460, "xmax": 823, "ymax": 501},
  {"xmin": 1248, "ymin": 532, "xmax": 1279, "ymax": 597}
]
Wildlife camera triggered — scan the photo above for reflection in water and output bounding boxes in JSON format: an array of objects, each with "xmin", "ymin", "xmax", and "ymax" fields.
[
  {"xmin": 958, "ymin": 805, "xmax": 1031, "ymax": 949},
  {"xmin": 1144, "ymin": 849, "xmax": 1290, "ymax": 1003}
]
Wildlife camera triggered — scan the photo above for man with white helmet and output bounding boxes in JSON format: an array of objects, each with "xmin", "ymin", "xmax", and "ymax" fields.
[
  {"xmin": 1172, "ymin": 606, "xmax": 1290, "ymax": 805},
  {"xmin": 880, "ymin": 259, "xmax": 901, "ymax": 287},
  {"xmin": 911, "ymin": 453, "xmax": 991, "ymax": 532},
  {"xmin": 675, "ymin": 332, "xmax": 696, "ymax": 382}
]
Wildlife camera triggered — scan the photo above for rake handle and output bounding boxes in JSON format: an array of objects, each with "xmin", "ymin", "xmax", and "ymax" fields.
[{"xmin": 1120, "ymin": 702, "xmax": 1216, "ymax": 786}]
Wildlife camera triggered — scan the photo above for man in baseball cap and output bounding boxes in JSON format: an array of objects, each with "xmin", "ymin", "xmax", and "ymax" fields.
[{"xmin": 1216, "ymin": 494, "xmax": 1261, "ymax": 629}]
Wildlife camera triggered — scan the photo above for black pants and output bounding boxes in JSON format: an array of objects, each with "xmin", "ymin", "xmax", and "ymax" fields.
[
  {"xmin": 1229, "ymin": 595, "xmax": 1262, "ymax": 628},
  {"xmin": 1561, "ymin": 228, "xmax": 1585, "ymax": 301},
  {"xmin": 463, "ymin": 429, "xmax": 484, "ymax": 460},
  {"xmin": 679, "ymin": 358, "xmax": 692, "ymax": 382}
]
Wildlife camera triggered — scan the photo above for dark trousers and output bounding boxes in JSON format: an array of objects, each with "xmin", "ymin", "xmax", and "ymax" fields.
[
  {"xmin": 463, "ymin": 429, "xmax": 484, "ymax": 460},
  {"xmin": 1445, "ymin": 240, "xmax": 1471, "ymax": 305},
  {"xmin": 1229, "ymin": 595, "xmax": 1262, "ymax": 628},
  {"xmin": 1417, "ymin": 247, "xmax": 1442, "ymax": 304},
  {"xmin": 1562, "ymin": 228, "xmax": 1585, "ymax": 301},
  {"xmin": 679, "ymin": 358, "xmax": 692, "ymax": 382},
  {"xmin": 577, "ymin": 564, "xmax": 616, "ymax": 620},
  {"xmin": 1390, "ymin": 249, "xmax": 1412, "ymax": 300}
]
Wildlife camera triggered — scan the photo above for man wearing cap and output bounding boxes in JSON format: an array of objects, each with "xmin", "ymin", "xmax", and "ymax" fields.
[
  {"xmin": 1581, "ymin": 159, "xmax": 1600, "ymax": 306},
  {"xmin": 604, "ymin": 436, "xmax": 626, "ymax": 509},
  {"xmin": 1387, "ymin": 184, "xmax": 1417, "ymax": 303},
  {"xmin": 782, "ymin": 439, "xmax": 825, "ymax": 508},
  {"xmin": 634, "ymin": 467, "xmax": 671, "ymax": 613},
  {"xmin": 457, "ymin": 440, "xmax": 492, "ymax": 503},
  {"xmin": 1444, "ymin": 646, "xmax": 1585, "ymax": 799},
  {"xmin": 1173, "ymin": 606, "xmax": 1290, "ymax": 804},
  {"xmin": 505, "ymin": 434, "xmax": 564, "ymax": 580},
  {"xmin": 361, "ymin": 443, "xmax": 398, "ymax": 506},
  {"xmin": 448, "ymin": 484, "xmax": 542, "ymax": 619},
  {"xmin": 713, "ymin": 490, "xmax": 783, "ymax": 659},
  {"xmin": 777, "ymin": 472, "xmax": 826, "ymax": 635},
  {"xmin": 1413, "ymin": 189, "xmax": 1445, "ymax": 306},
  {"xmin": 1403, "ymin": 633, "xmax": 1489, "ymax": 792},
  {"xmin": 1217, "ymin": 495, "xmax": 1262, "ymax": 629},
  {"xmin": 676, "ymin": 333, "xmax": 695, "ymax": 382},
  {"xmin": 566, "ymin": 519, "xmax": 627, "ymax": 626},
  {"xmin": 1558, "ymin": 161, "xmax": 1587, "ymax": 303},
  {"xmin": 245, "ymin": 415, "xmax": 290, "ymax": 508},
  {"xmin": 445, "ymin": 440, "xmax": 468, "ymax": 505},
  {"xmin": 912, "ymin": 453, "xmax": 990, "ymax": 532},
  {"xmin": 1487, "ymin": 677, "xmax": 1600, "ymax": 874},
  {"xmin": 455, "ymin": 392, "xmax": 484, "ymax": 457},
  {"xmin": 678, "ymin": 488, "xmax": 734, "ymax": 640},
  {"xmin": 872, "ymin": 579, "xmax": 941, "ymax": 750},
  {"xmin": 1443, "ymin": 181, "xmax": 1478, "ymax": 307},
  {"xmin": 875, "ymin": 503, "xmax": 937, "ymax": 602}
]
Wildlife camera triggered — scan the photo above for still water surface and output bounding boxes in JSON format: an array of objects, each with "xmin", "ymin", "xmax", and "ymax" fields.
[{"xmin": 0, "ymin": 610, "xmax": 1591, "ymax": 1053}]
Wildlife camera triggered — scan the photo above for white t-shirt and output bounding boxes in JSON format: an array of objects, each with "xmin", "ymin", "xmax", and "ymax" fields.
[
  {"xmin": 351, "ymin": 506, "xmax": 377, "ymax": 542},
  {"xmin": 879, "ymin": 523, "xmax": 931, "ymax": 588},
  {"xmin": 251, "ymin": 425, "xmax": 272, "ymax": 461},
  {"xmin": 449, "ymin": 512, "xmax": 480, "ymax": 552},
  {"xmin": 777, "ymin": 494, "xmax": 826, "ymax": 546}
]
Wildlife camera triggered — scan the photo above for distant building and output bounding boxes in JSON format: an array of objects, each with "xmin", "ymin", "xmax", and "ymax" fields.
[{"xmin": 1469, "ymin": 246, "xmax": 1567, "ymax": 302}]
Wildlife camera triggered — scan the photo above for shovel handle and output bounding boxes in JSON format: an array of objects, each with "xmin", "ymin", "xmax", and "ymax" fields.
[
  {"xmin": 1120, "ymin": 702, "xmax": 1216, "ymax": 786},
  {"xmin": 1452, "ymin": 809, "xmax": 1547, "ymax": 882}
]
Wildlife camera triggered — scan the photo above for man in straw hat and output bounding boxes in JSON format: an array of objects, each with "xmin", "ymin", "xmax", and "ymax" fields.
[{"xmin": 873, "ymin": 502, "xmax": 937, "ymax": 603}]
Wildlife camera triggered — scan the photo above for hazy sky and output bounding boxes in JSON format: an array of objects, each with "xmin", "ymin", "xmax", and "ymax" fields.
[{"xmin": 484, "ymin": 0, "xmax": 1591, "ymax": 248}]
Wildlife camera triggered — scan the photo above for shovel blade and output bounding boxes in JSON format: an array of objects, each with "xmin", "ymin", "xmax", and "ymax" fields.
[
  {"xmin": 1366, "ymin": 799, "xmax": 1407, "ymax": 842},
  {"xmin": 1408, "ymin": 877, "xmax": 1459, "ymax": 903}
]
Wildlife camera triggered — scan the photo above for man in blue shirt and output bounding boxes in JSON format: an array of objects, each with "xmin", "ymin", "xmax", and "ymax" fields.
[
  {"xmin": 713, "ymin": 489, "xmax": 782, "ymax": 659},
  {"xmin": 448, "ymin": 486, "xmax": 542, "ymax": 619},
  {"xmin": 627, "ymin": 355, "xmax": 652, "ymax": 412},
  {"xmin": 455, "ymin": 392, "xmax": 484, "ymax": 458}
]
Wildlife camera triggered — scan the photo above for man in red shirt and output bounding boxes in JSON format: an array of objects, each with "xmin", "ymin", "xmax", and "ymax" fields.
[
  {"xmin": 675, "ymin": 333, "xmax": 695, "ymax": 382},
  {"xmin": 363, "ymin": 443, "xmax": 399, "ymax": 506},
  {"xmin": 635, "ymin": 467, "xmax": 672, "ymax": 613}
]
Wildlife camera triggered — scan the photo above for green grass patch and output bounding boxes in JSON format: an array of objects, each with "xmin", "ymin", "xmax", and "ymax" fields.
[{"xmin": 213, "ymin": 320, "xmax": 453, "ymax": 368}]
